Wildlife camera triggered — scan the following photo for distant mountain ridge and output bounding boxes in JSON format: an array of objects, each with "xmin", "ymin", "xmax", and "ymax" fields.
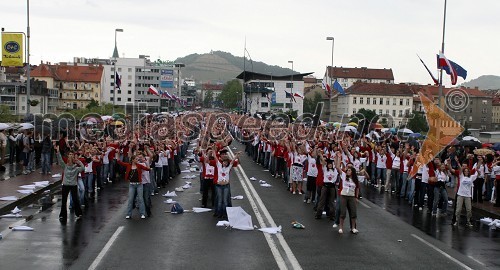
[
  {"xmin": 461, "ymin": 75, "xmax": 500, "ymax": 90},
  {"xmin": 174, "ymin": 51, "xmax": 296, "ymax": 83}
]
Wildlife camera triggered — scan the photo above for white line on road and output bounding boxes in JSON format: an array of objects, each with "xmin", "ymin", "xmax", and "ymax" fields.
[
  {"xmin": 411, "ymin": 234, "xmax": 473, "ymax": 270},
  {"xmin": 467, "ymin": 255, "xmax": 485, "ymax": 266},
  {"xmin": 88, "ymin": 226, "xmax": 124, "ymax": 270},
  {"xmin": 229, "ymin": 148, "xmax": 302, "ymax": 270},
  {"xmin": 357, "ymin": 199, "xmax": 371, "ymax": 209}
]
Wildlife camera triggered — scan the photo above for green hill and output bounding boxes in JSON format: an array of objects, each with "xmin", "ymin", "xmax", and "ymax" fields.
[
  {"xmin": 174, "ymin": 51, "xmax": 297, "ymax": 83},
  {"xmin": 461, "ymin": 75, "xmax": 500, "ymax": 90}
]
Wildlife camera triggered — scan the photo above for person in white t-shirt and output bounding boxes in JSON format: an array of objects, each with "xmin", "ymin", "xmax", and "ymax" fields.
[
  {"xmin": 335, "ymin": 152, "xmax": 360, "ymax": 234},
  {"xmin": 450, "ymin": 157, "xmax": 477, "ymax": 227}
]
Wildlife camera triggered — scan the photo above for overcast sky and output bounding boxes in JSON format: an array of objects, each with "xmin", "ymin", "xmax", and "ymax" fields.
[{"xmin": 2, "ymin": 0, "xmax": 499, "ymax": 85}]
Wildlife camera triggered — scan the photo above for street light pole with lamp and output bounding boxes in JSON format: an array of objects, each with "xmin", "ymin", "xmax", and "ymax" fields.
[
  {"xmin": 288, "ymin": 60, "xmax": 293, "ymax": 115},
  {"xmin": 326, "ymin": 36, "xmax": 334, "ymax": 121},
  {"xmin": 112, "ymin": 28, "xmax": 123, "ymax": 115}
]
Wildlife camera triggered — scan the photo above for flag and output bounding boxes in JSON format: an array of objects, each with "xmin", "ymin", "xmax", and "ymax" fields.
[
  {"xmin": 115, "ymin": 72, "xmax": 122, "ymax": 89},
  {"xmin": 333, "ymin": 80, "xmax": 345, "ymax": 95},
  {"xmin": 293, "ymin": 92, "xmax": 304, "ymax": 99},
  {"xmin": 285, "ymin": 90, "xmax": 296, "ymax": 102},
  {"xmin": 437, "ymin": 53, "xmax": 457, "ymax": 85},
  {"xmin": 163, "ymin": 90, "xmax": 173, "ymax": 100},
  {"xmin": 443, "ymin": 59, "xmax": 467, "ymax": 80},
  {"xmin": 148, "ymin": 85, "xmax": 160, "ymax": 96},
  {"xmin": 1, "ymin": 33, "xmax": 24, "ymax": 67},
  {"xmin": 417, "ymin": 54, "xmax": 438, "ymax": 84},
  {"xmin": 265, "ymin": 93, "xmax": 271, "ymax": 103},
  {"xmin": 322, "ymin": 75, "xmax": 331, "ymax": 96}
]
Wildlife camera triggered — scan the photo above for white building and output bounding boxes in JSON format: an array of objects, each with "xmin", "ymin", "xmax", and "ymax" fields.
[
  {"xmin": 336, "ymin": 82, "xmax": 414, "ymax": 127},
  {"xmin": 236, "ymin": 71, "xmax": 312, "ymax": 116}
]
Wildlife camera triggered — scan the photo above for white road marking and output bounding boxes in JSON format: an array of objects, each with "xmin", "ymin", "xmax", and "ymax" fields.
[
  {"xmin": 88, "ymin": 226, "xmax": 124, "ymax": 270},
  {"xmin": 411, "ymin": 234, "xmax": 474, "ymax": 270},
  {"xmin": 357, "ymin": 200, "xmax": 371, "ymax": 209},
  {"xmin": 467, "ymin": 255, "xmax": 485, "ymax": 266},
  {"xmin": 229, "ymin": 148, "xmax": 302, "ymax": 270}
]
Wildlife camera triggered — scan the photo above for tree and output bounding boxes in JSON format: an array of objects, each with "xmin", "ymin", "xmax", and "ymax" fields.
[
  {"xmin": 407, "ymin": 112, "xmax": 429, "ymax": 133},
  {"xmin": 86, "ymin": 99, "xmax": 99, "ymax": 109},
  {"xmin": 0, "ymin": 105, "xmax": 18, "ymax": 122},
  {"xmin": 303, "ymin": 92, "xmax": 323, "ymax": 114},
  {"xmin": 351, "ymin": 108, "xmax": 378, "ymax": 134},
  {"xmin": 218, "ymin": 79, "xmax": 243, "ymax": 109},
  {"xmin": 204, "ymin": 90, "xmax": 214, "ymax": 108}
]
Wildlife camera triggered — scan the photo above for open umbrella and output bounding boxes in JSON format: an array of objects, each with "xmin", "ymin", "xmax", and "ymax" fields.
[
  {"xmin": 19, "ymin": 123, "xmax": 34, "ymax": 130},
  {"xmin": 493, "ymin": 143, "xmax": 500, "ymax": 151},
  {"xmin": 398, "ymin": 128, "xmax": 413, "ymax": 134},
  {"xmin": 409, "ymin": 133, "xmax": 421, "ymax": 138},
  {"xmin": 110, "ymin": 120, "xmax": 124, "ymax": 126},
  {"xmin": 341, "ymin": 126, "xmax": 357, "ymax": 133},
  {"xmin": 460, "ymin": 140, "xmax": 482, "ymax": 148},
  {"xmin": 101, "ymin": 115, "xmax": 113, "ymax": 121},
  {"xmin": 348, "ymin": 122, "xmax": 358, "ymax": 127},
  {"xmin": 462, "ymin": 136, "xmax": 481, "ymax": 143},
  {"xmin": 0, "ymin": 123, "xmax": 11, "ymax": 131},
  {"xmin": 381, "ymin": 128, "xmax": 389, "ymax": 133}
]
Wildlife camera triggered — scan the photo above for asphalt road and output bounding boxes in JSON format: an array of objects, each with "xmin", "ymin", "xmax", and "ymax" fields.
[{"xmin": 0, "ymin": 140, "xmax": 498, "ymax": 270}]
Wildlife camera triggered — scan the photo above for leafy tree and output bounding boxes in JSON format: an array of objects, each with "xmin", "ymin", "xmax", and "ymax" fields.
[
  {"xmin": 407, "ymin": 112, "xmax": 429, "ymax": 133},
  {"xmin": 0, "ymin": 105, "xmax": 18, "ymax": 122},
  {"xmin": 303, "ymin": 92, "xmax": 323, "ymax": 114},
  {"xmin": 204, "ymin": 90, "xmax": 214, "ymax": 108},
  {"xmin": 350, "ymin": 108, "xmax": 378, "ymax": 134},
  {"xmin": 218, "ymin": 79, "xmax": 242, "ymax": 109},
  {"xmin": 86, "ymin": 99, "xmax": 99, "ymax": 109}
]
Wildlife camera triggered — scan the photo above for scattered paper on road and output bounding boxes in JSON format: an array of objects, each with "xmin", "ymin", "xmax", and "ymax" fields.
[
  {"xmin": 182, "ymin": 175, "xmax": 197, "ymax": 179},
  {"xmin": 1, "ymin": 213, "xmax": 22, "ymax": 218},
  {"xmin": 226, "ymin": 207, "xmax": 254, "ymax": 230},
  {"xmin": 0, "ymin": 196, "xmax": 18, "ymax": 201},
  {"xmin": 163, "ymin": 191, "xmax": 177, "ymax": 197},
  {"xmin": 11, "ymin": 206, "xmax": 21, "ymax": 214},
  {"xmin": 249, "ymin": 177, "xmax": 257, "ymax": 181},
  {"xmin": 192, "ymin": 207, "xmax": 212, "ymax": 213},
  {"xmin": 12, "ymin": 226, "xmax": 34, "ymax": 231},
  {"xmin": 182, "ymin": 184, "xmax": 192, "ymax": 189},
  {"xmin": 34, "ymin": 181, "xmax": 49, "ymax": 187},
  {"xmin": 231, "ymin": 195, "xmax": 244, "ymax": 200},
  {"xmin": 258, "ymin": 226, "xmax": 282, "ymax": 234},
  {"xmin": 181, "ymin": 170, "xmax": 191, "ymax": 173},
  {"xmin": 260, "ymin": 183, "xmax": 272, "ymax": 188},
  {"xmin": 164, "ymin": 199, "xmax": 177, "ymax": 204},
  {"xmin": 52, "ymin": 173, "xmax": 62, "ymax": 178},
  {"xmin": 175, "ymin": 187, "xmax": 184, "ymax": 192},
  {"xmin": 19, "ymin": 184, "xmax": 37, "ymax": 189},
  {"xmin": 216, "ymin": 221, "xmax": 230, "ymax": 227},
  {"xmin": 18, "ymin": 190, "xmax": 34, "ymax": 194}
]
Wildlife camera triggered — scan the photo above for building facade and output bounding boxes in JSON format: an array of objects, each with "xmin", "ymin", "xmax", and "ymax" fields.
[
  {"xmin": 335, "ymin": 83, "xmax": 414, "ymax": 127},
  {"xmin": 236, "ymin": 71, "xmax": 312, "ymax": 116},
  {"xmin": 326, "ymin": 66, "xmax": 394, "ymax": 89},
  {"xmin": 492, "ymin": 98, "xmax": 500, "ymax": 130}
]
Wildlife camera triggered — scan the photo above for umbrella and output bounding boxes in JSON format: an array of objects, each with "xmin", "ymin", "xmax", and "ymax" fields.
[
  {"xmin": 398, "ymin": 128, "xmax": 413, "ymax": 134},
  {"xmin": 462, "ymin": 136, "xmax": 480, "ymax": 143},
  {"xmin": 226, "ymin": 207, "xmax": 254, "ymax": 230},
  {"xmin": 371, "ymin": 123, "xmax": 384, "ymax": 130},
  {"xmin": 0, "ymin": 123, "xmax": 11, "ymax": 131},
  {"xmin": 341, "ymin": 126, "xmax": 357, "ymax": 133},
  {"xmin": 348, "ymin": 122, "xmax": 358, "ymax": 127},
  {"xmin": 110, "ymin": 120, "xmax": 124, "ymax": 126},
  {"xmin": 459, "ymin": 140, "xmax": 482, "ymax": 148},
  {"xmin": 381, "ymin": 128, "xmax": 389, "ymax": 132},
  {"xmin": 19, "ymin": 123, "xmax": 34, "ymax": 130},
  {"xmin": 474, "ymin": 148, "xmax": 494, "ymax": 156},
  {"xmin": 332, "ymin": 122, "xmax": 341, "ymax": 127},
  {"xmin": 409, "ymin": 133, "xmax": 421, "ymax": 138},
  {"xmin": 493, "ymin": 143, "xmax": 500, "ymax": 151},
  {"xmin": 101, "ymin": 115, "xmax": 113, "ymax": 121},
  {"xmin": 482, "ymin": 143, "xmax": 493, "ymax": 148}
]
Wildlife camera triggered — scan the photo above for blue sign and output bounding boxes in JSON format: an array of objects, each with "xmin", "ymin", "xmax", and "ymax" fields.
[
  {"xmin": 160, "ymin": 69, "xmax": 174, "ymax": 88},
  {"xmin": 271, "ymin": 92, "xmax": 276, "ymax": 104},
  {"xmin": 4, "ymin": 41, "xmax": 20, "ymax": 53},
  {"xmin": 161, "ymin": 81, "xmax": 174, "ymax": 88}
]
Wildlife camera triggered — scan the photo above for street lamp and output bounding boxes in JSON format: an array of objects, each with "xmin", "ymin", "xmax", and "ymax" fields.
[
  {"xmin": 112, "ymin": 28, "xmax": 123, "ymax": 114},
  {"xmin": 175, "ymin": 63, "xmax": 185, "ymax": 108},
  {"xmin": 326, "ymin": 37, "xmax": 334, "ymax": 71},
  {"xmin": 26, "ymin": 0, "xmax": 31, "ymax": 118},
  {"xmin": 288, "ymin": 60, "xmax": 293, "ymax": 114},
  {"xmin": 326, "ymin": 36, "xmax": 334, "ymax": 121}
]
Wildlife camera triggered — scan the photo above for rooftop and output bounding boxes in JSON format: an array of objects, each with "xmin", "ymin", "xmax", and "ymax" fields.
[
  {"xmin": 31, "ymin": 63, "xmax": 104, "ymax": 83},
  {"xmin": 327, "ymin": 66, "xmax": 394, "ymax": 80},
  {"xmin": 345, "ymin": 82, "xmax": 415, "ymax": 96},
  {"xmin": 236, "ymin": 71, "xmax": 314, "ymax": 82}
]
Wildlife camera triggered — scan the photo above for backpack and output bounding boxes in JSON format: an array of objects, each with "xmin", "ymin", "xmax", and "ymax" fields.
[{"xmin": 171, "ymin": 202, "xmax": 184, "ymax": 214}]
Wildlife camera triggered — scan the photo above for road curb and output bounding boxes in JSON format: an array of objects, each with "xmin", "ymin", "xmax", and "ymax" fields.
[{"xmin": 0, "ymin": 179, "xmax": 62, "ymax": 216}]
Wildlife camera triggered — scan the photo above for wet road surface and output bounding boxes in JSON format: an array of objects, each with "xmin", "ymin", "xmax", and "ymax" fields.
[{"xmin": 0, "ymin": 141, "xmax": 498, "ymax": 270}]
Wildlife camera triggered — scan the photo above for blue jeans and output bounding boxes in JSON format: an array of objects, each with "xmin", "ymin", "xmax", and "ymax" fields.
[
  {"xmin": 407, "ymin": 177, "xmax": 415, "ymax": 202},
  {"xmin": 127, "ymin": 183, "xmax": 145, "ymax": 216},
  {"xmin": 84, "ymin": 173, "xmax": 94, "ymax": 195},
  {"xmin": 432, "ymin": 186, "xmax": 448, "ymax": 214},
  {"xmin": 215, "ymin": 184, "xmax": 230, "ymax": 217},
  {"xmin": 70, "ymin": 178, "xmax": 85, "ymax": 208},
  {"xmin": 400, "ymin": 172, "xmax": 409, "ymax": 198},
  {"xmin": 41, "ymin": 152, "xmax": 51, "ymax": 173},
  {"xmin": 102, "ymin": 163, "xmax": 110, "ymax": 181},
  {"xmin": 377, "ymin": 168, "xmax": 386, "ymax": 186}
]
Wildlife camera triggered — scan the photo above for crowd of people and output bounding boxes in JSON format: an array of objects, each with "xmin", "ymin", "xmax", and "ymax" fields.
[{"xmin": 1, "ymin": 111, "xmax": 500, "ymax": 230}]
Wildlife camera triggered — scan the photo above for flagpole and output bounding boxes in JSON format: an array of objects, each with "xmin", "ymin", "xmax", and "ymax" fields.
[
  {"xmin": 243, "ymin": 37, "xmax": 246, "ymax": 114},
  {"xmin": 438, "ymin": 0, "xmax": 447, "ymax": 108}
]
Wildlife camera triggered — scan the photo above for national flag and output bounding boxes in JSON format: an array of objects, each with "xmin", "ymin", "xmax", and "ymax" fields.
[
  {"xmin": 293, "ymin": 92, "xmax": 304, "ymax": 99},
  {"xmin": 333, "ymin": 80, "xmax": 345, "ymax": 95},
  {"xmin": 115, "ymin": 72, "xmax": 122, "ymax": 90},
  {"xmin": 437, "ymin": 52, "xmax": 457, "ymax": 85},
  {"xmin": 322, "ymin": 75, "xmax": 331, "ymax": 96},
  {"xmin": 417, "ymin": 54, "xmax": 438, "ymax": 85},
  {"xmin": 285, "ymin": 90, "xmax": 296, "ymax": 102},
  {"xmin": 443, "ymin": 59, "xmax": 467, "ymax": 80},
  {"xmin": 148, "ymin": 85, "xmax": 160, "ymax": 96},
  {"xmin": 163, "ymin": 90, "xmax": 173, "ymax": 100}
]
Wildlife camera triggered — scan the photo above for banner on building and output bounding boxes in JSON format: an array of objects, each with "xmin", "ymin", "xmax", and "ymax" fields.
[
  {"xmin": 271, "ymin": 92, "xmax": 277, "ymax": 104},
  {"xmin": 160, "ymin": 69, "xmax": 174, "ymax": 88},
  {"xmin": 1, "ymin": 33, "xmax": 24, "ymax": 67}
]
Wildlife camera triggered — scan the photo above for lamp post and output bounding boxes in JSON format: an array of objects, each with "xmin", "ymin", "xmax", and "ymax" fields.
[
  {"xmin": 175, "ymin": 63, "xmax": 185, "ymax": 109},
  {"xmin": 26, "ymin": 0, "xmax": 31, "ymax": 118},
  {"xmin": 288, "ymin": 60, "xmax": 293, "ymax": 114},
  {"xmin": 326, "ymin": 36, "xmax": 334, "ymax": 121},
  {"xmin": 112, "ymin": 28, "xmax": 123, "ymax": 114}
]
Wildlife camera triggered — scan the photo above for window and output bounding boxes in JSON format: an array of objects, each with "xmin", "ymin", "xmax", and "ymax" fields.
[
  {"xmin": 386, "ymin": 99, "xmax": 389, "ymax": 105},
  {"xmin": 399, "ymin": 110, "xmax": 403, "ymax": 117},
  {"xmin": 482, "ymin": 108, "xmax": 488, "ymax": 114},
  {"xmin": 110, "ymin": 90, "xmax": 114, "ymax": 93},
  {"xmin": 393, "ymin": 98, "xmax": 396, "ymax": 105},
  {"xmin": 118, "ymin": 90, "xmax": 122, "ymax": 94},
  {"xmin": 111, "ymin": 75, "xmax": 115, "ymax": 79},
  {"xmin": 127, "ymin": 98, "xmax": 131, "ymax": 102},
  {"xmin": 128, "ymin": 83, "xmax": 132, "ymax": 87},
  {"xmin": 367, "ymin": 98, "xmax": 370, "ymax": 105},
  {"xmin": 386, "ymin": 109, "xmax": 389, "ymax": 115},
  {"xmin": 118, "ymin": 68, "xmax": 122, "ymax": 72},
  {"xmin": 286, "ymin": 83, "xmax": 293, "ymax": 88},
  {"xmin": 469, "ymin": 108, "xmax": 473, "ymax": 113},
  {"xmin": 110, "ymin": 97, "xmax": 114, "ymax": 101},
  {"xmin": 482, "ymin": 100, "xmax": 488, "ymax": 105},
  {"xmin": 481, "ymin": 125, "xmax": 487, "ymax": 130},
  {"xmin": 285, "ymin": 103, "xmax": 292, "ymax": 108},
  {"xmin": 380, "ymin": 98, "xmax": 383, "ymax": 105},
  {"xmin": 261, "ymin": 93, "xmax": 267, "ymax": 98},
  {"xmin": 95, "ymin": 83, "xmax": 99, "ymax": 88},
  {"xmin": 359, "ymin": 97, "xmax": 364, "ymax": 104},
  {"xmin": 406, "ymin": 99, "xmax": 410, "ymax": 106},
  {"xmin": 95, "ymin": 93, "xmax": 98, "ymax": 98},
  {"xmin": 400, "ymin": 99, "xmax": 403, "ymax": 106},
  {"xmin": 392, "ymin": 110, "xmax": 396, "ymax": 116},
  {"xmin": 353, "ymin": 97, "xmax": 357, "ymax": 104},
  {"xmin": 111, "ymin": 67, "xmax": 115, "ymax": 72},
  {"xmin": 110, "ymin": 82, "xmax": 114, "ymax": 87},
  {"xmin": 81, "ymin": 93, "xmax": 84, "ymax": 97},
  {"xmin": 128, "ymin": 90, "xmax": 132, "ymax": 95},
  {"xmin": 353, "ymin": 108, "xmax": 357, "ymax": 114},
  {"xmin": 117, "ymin": 98, "xmax": 121, "ymax": 101},
  {"xmin": 21, "ymin": 106, "xmax": 25, "ymax": 111},
  {"xmin": 481, "ymin": 117, "xmax": 486, "ymax": 122},
  {"xmin": 343, "ymin": 78, "xmax": 348, "ymax": 82},
  {"xmin": 74, "ymin": 83, "xmax": 78, "ymax": 89},
  {"xmin": 261, "ymin": 102, "xmax": 269, "ymax": 108},
  {"xmin": 285, "ymin": 92, "xmax": 292, "ymax": 98},
  {"xmin": 379, "ymin": 109, "xmax": 383, "ymax": 115}
]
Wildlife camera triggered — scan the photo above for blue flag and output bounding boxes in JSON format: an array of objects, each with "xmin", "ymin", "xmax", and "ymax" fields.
[
  {"xmin": 115, "ymin": 71, "xmax": 122, "ymax": 90},
  {"xmin": 333, "ymin": 80, "xmax": 345, "ymax": 95},
  {"xmin": 443, "ymin": 59, "xmax": 467, "ymax": 80}
]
